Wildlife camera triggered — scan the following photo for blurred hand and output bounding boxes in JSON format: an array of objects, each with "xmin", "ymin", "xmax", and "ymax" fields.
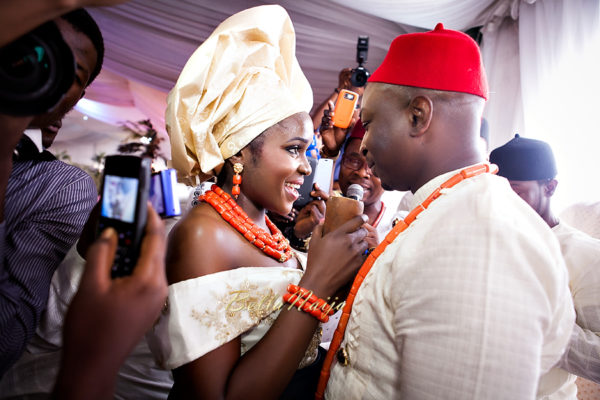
[
  {"xmin": 363, "ymin": 223, "xmax": 380, "ymax": 249},
  {"xmin": 320, "ymin": 102, "xmax": 348, "ymax": 157},
  {"xmin": 337, "ymin": 68, "xmax": 353, "ymax": 90},
  {"xmin": 0, "ymin": 115, "xmax": 30, "ymax": 158},
  {"xmin": 268, "ymin": 208, "xmax": 298, "ymax": 225},
  {"xmin": 293, "ymin": 184, "xmax": 329, "ymax": 239},
  {"xmin": 56, "ymin": 205, "xmax": 167, "ymax": 399}
]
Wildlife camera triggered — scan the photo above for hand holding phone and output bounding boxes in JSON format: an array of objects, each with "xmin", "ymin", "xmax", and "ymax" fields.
[
  {"xmin": 98, "ymin": 155, "xmax": 151, "ymax": 278},
  {"xmin": 58, "ymin": 205, "xmax": 167, "ymax": 399},
  {"xmin": 294, "ymin": 158, "xmax": 334, "ymax": 208}
]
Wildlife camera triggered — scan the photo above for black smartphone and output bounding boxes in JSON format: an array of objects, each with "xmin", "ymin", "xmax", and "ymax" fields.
[
  {"xmin": 98, "ymin": 155, "xmax": 151, "ymax": 278},
  {"xmin": 294, "ymin": 158, "xmax": 334, "ymax": 208}
]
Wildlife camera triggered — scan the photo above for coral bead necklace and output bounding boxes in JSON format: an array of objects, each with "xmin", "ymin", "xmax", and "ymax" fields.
[{"xmin": 200, "ymin": 184, "xmax": 293, "ymax": 262}]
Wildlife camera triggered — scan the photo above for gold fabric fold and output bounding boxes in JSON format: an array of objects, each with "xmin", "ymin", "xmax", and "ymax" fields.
[{"xmin": 166, "ymin": 5, "xmax": 313, "ymax": 181}]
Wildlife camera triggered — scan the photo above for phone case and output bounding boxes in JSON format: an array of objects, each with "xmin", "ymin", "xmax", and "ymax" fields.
[{"xmin": 332, "ymin": 89, "xmax": 358, "ymax": 129}]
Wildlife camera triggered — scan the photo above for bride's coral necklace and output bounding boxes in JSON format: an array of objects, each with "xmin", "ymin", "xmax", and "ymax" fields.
[{"xmin": 201, "ymin": 184, "xmax": 293, "ymax": 262}]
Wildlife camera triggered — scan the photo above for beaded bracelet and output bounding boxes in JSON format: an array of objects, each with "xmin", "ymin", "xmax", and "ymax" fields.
[
  {"xmin": 283, "ymin": 284, "xmax": 335, "ymax": 322},
  {"xmin": 283, "ymin": 293, "xmax": 329, "ymax": 323}
]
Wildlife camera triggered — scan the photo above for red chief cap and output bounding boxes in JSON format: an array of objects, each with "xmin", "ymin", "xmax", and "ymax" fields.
[
  {"xmin": 369, "ymin": 23, "xmax": 489, "ymax": 100},
  {"xmin": 349, "ymin": 119, "xmax": 365, "ymax": 140}
]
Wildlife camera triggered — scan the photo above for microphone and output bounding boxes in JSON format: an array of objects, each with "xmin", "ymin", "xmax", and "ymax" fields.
[
  {"xmin": 346, "ymin": 184, "xmax": 364, "ymax": 201},
  {"xmin": 323, "ymin": 185, "xmax": 364, "ymax": 235}
]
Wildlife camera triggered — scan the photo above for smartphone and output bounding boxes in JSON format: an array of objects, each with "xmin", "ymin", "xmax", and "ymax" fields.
[
  {"xmin": 294, "ymin": 158, "xmax": 334, "ymax": 208},
  {"xmin": 332, "ymin": 89, "xmax": 358, "ymax": 129},
  {"xmin": 149, "ymin": 169, "xmax": 181, "ymax": 218},
  {"xmin": 98, "ymin": 155, "xmax": 151, "ymax": 278}
]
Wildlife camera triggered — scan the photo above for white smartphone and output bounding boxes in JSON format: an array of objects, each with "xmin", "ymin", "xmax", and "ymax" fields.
[{"xmin": 294, "ymin": 158, "xmax": 334, "ymax": 208}]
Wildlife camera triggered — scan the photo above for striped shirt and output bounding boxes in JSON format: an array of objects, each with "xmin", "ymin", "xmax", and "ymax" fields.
[{"xmin": 0, "ymin": 135, "xmax": 97, "ymax": 377}]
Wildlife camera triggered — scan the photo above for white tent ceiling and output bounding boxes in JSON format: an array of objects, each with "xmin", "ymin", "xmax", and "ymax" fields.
[{"xmin": 56, "ymin": 0, "xmax": 519, "ymax": 162}]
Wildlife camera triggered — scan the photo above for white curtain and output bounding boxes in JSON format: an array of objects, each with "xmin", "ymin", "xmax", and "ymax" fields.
[
  {"xmin": 329, "ymin": 0, "xmax": 518, "ymax": 31},
  {"xmin": 481, "ymin": 16, "xmax": 525, "ymax": 150},
  {"xmin": 518, "ymin": 0, "xmax": 600, "ymax": 210}
]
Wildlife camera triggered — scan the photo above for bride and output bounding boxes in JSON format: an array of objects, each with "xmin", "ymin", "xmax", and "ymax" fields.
[{"xmin": 149, "ymin": 5, "xmax": 369, "ymax": 399}]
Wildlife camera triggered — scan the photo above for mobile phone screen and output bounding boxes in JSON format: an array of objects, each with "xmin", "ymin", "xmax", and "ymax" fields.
[
  {"xmin": 149, "ymin": 173, "xmax": 165, "ymax": 215},
  {"xmin": 100, "ymin": 175, "xmax": 139, "ymax": 223}
]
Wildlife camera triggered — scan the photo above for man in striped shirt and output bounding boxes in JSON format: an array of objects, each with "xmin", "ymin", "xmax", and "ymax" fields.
[{"xmin": 0, "ymin": 9, "xmax": 103, "ymax": 376}]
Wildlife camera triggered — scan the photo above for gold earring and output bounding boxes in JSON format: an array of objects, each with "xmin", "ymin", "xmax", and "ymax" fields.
[{"xmin": 232, "ymin": 162, "xmax": 243, "ymax": 199}]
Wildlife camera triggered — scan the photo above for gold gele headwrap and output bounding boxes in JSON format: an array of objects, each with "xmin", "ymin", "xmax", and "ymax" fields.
[{"xmin": 166, "ymin": 5, "xmax": 313, "ymax": 182}]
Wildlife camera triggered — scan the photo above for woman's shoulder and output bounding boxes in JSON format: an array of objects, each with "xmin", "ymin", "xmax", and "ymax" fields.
[{"xmin": 166, "ymin": 204, "xmax": 243, "ymax": 283}]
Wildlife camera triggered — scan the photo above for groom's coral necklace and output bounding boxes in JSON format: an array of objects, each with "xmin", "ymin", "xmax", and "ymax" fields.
[{"xmin": 315, "ymin": 163, "xmax": 498, "ymax": 399}]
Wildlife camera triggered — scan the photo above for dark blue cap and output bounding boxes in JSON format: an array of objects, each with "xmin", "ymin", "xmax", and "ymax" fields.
[{"xmin": 490, "ymin": 134, "xmax": 557, "ymax": 180}]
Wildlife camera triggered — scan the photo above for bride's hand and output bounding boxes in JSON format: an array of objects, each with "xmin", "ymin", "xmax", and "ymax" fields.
[{"xmin": 300, "ymin": 214, "xmax": 368, "ymax": 299}]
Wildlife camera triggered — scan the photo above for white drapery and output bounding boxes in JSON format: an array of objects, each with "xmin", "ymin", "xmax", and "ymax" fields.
[
  {"xmin": 77, "ymin": 0, "xmax": 409, "ymax": 130},
  {"xmin": 518, "ymin": 0, "xmax": 600, "ymax": 209}
]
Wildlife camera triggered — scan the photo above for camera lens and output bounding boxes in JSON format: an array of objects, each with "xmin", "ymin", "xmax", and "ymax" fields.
[
  {"xmin": 350, "ymin": 67, "xmax": 370, "ymax": 87},
  {"xmin": 0, "ymin": 21, "xmax": 74, "ymax": 116}
]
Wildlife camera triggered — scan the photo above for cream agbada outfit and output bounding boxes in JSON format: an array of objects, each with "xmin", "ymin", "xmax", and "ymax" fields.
[
  {"xmin": 325, "ymin": 168, "xmax": 575, "ymax": 399},
  {"xmin": 536, "ymin": 222, "xmax": 600, "ymax": 399}
]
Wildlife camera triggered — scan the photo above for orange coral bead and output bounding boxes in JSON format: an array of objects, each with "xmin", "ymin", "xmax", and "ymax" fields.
[
  {"xmin": 233, "ymin": 174, "xmax": 242, "ymax": 184},
  {"xmin": 200, "ymin": 186, "xmax": 293, "ymax": 263}
]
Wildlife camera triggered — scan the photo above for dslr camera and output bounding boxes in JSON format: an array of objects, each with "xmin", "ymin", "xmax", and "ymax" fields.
[
  {"xmin": 0, "ymin": 21, "xmax": 75, "ymax": 116},
  {"xmin": 350, "ymin": 36, "xmax": 370, "ymax": 87}
]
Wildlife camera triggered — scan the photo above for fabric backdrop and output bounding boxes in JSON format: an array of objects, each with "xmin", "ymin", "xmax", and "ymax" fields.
[{"xmin": 50, "ymin": 0, "xmax": 600, "ymax": 210}]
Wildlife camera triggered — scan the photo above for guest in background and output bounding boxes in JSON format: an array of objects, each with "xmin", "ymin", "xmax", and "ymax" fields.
[
  {"xmin": 0, "ymin": 9, "xmax": 102, "ymax": 377},
  {"xmin": 318, "ymin": 23, "xmax": 574, "ymax": 400},
  {"xmin": 1, "ymin": 2, "xmax": 169, "ymax": 399},
  {"xmin": 561, "ymin": 201, "xmax": 600, "ymax": 240},
  {"xmin": 293, "ymin": 119, "xmax": 396, "ymax": 250},
  {"xmin": 491, "ymin": 135, "xmax": 600, "ymax": 397}
]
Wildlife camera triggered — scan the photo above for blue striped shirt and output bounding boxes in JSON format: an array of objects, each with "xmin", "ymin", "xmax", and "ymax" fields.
[{"xmin": 0, "ymin": 137, "xmax": 97, "ymax": 376}]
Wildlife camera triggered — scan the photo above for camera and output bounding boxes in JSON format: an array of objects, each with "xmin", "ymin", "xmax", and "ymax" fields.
[
  {"xmin": 350, "ymin": 36, "xmax": 370, "ymax": 87},
  {"xmin": 0, "ymin": 21, "xmax": 75, "ymax": 116}
]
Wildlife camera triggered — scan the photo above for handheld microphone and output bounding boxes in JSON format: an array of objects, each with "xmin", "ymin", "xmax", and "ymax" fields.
[
  {"xmin": 323, "ymin": 185, "xmax": 364, "ymax": 235},
  {"xmin": 346, "ymin": 184, "xmax": 364, "ymax": 201}
]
